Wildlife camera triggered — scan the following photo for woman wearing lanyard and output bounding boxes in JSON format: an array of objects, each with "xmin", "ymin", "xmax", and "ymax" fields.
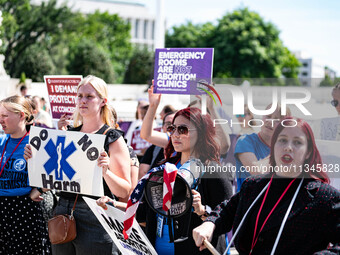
[
  {"xmin": 137, "ymin": 107, "xmax": 233, "ymax": 254},
  {"xmin": 0, "ymin": 95, "xmax": 50, "ymax": 254},
  {"xmin": 26, "ymin": 75, "xmax": 131, "ymax": 255},
  {"xmin": 193, "ymin": 117, "xmax": 340, "ymax": 254}
]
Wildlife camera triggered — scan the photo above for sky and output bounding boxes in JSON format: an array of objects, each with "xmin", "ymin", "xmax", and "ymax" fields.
[{"xmin": 141, "ymin": 0, "xmax": 340, "ymax": 75}]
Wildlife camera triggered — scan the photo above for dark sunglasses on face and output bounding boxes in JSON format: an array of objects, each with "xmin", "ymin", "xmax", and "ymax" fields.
[
  {"xmin": 166, "ymin": 124, "xmax": 195, "ymax": 136},
  {"xmin": 331, "ymin": 99, "xmax": 339, "ymax": 107}
]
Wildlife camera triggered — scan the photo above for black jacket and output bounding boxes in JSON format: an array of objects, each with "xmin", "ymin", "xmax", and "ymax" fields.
[
  {"xmin": 140, "ymin": 160, "xmax": 233, "ymax": 254},
  {"xmin": 206, "ymin": 174, "xmax": 340, "ymax": 255}
]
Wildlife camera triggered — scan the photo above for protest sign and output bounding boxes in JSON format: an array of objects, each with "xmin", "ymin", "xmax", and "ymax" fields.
[
  {"xmin": 83, "ymin": 197, "xmax": 157, "ymax": 255},
  {"xmin": 153, "ymin": 48, "xmax": 213, "ymax": 94},
  {"xmin": 28, "ymin": 126, "xmax": 105, "ymax": 196},
  {"xmin": 118, "ymin": 121, "xmax": 133, "ymax": 135},
  {"xmin": 130, "ymin": 129, "xmax": 151, "ymax": 155},
  {"xmin": 128, "ymin": 127, "xmax": 162, "ymax": 155},
  {"xmin": 44, "ymin": 75, "xmax": 82, "ymax": 120}
]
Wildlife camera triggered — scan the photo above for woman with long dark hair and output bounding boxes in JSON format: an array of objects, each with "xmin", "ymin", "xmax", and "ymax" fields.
[
  {"xmin": 141, "ymin": 107, "xmax": 233, "ymax": 254},
  {"xmin": 193, "ymin": 118, "xmax": 339, "ymax": 254}
]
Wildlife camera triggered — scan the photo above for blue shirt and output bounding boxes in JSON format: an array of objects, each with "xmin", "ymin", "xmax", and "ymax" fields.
[
  {"xmin": 154, "ymin": 160, "xmax": 186, "ymax": 254},
  {"xmin": 234, "ymin": 133, "xmax": 270, "ymax": 191},
  {"xmin": 0, "ymin": 135, "xmax": 31, "ymax": 196}
]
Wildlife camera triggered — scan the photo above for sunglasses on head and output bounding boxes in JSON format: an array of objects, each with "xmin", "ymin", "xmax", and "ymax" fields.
[
  {"xmin": 166, "ymin": 124, "xmax": 195, "ymax": 136},
  {"xmin": 331, "ymin": 99, "xmax": 339, "ymax": 107}
]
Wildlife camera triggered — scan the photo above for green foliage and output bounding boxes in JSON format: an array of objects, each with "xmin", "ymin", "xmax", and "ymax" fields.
[
  {"xmin": 20, "ymin": 72, "xmax": 26, "ymax": 83},
  {"xmin": 67, "ymin": 39, "xmax": 115, "ymax": 83},
  {"xmin": 0, "ymin": 1, "xmax": 132, "ymax": 83},
  {"xmin": 124, "ymin": 47, "xmax": 154, "ymax": 84},
  {"xmin": 165, "ymin": 8, "xmax": 301, "ymax": 81},
  {"xmin": 62, "ymin": 11, "xmax": 132, "ymax": 82},
  {"xmin": 281, "ymin": 48, "xmax": 301, "ymax": 78},
  {"xmin": 319, "ymin": 75, "xmax": 340, "ymax": 87},
  {"xmin": 0, "ymin": 0, "xmax": 71, "ymax": 76},
  {"xmin": 166, "ymin": 22, "xmax": 214, "ymax": 48},
  {"xmin": 13, "ymin": 44, "xmax": 56, "ymax": 82}
]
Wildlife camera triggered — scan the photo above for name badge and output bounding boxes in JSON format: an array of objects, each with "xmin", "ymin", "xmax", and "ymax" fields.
[{"xmin": 156, "ymin": 215, "xmax": 164, "ymax": 238}]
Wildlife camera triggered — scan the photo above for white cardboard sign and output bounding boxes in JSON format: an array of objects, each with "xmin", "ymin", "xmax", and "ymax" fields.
[
  {"xmin": 83, "ymin": 197, "xmax": 157, "ymax": 255},
  {"xmin": 28, "ymin": 126, "xmax": 105, "ymax": 196}
]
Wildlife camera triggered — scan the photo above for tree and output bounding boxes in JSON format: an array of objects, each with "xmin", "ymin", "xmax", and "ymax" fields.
[
  {"xmin": 0, "ymin": 0, "xmax": 71, "ymax": 77},
  {"xmin": 166, "ymin": 22, "xmax": 214, "ymax": 48},
  {"xmin": 124, "ymin": 47, "xmax": 154, "ymax": 84},
  {"xmin": 67, "ymin": 11, "xmax": 132, "ymax": 82},
  {"xmin": 12, "ymin": 44, "xmax": 56, "ymax": 82},
  {"xmin": 212, "ymin": 8, "xmax": 300, "ymax": 78},
  {"xmin": 165, "ymin": 8, "xmax": 300, "ymax": 80},
  {"xmin": 0, "ymin": 1, "xmax": 132, "ymax": 83},
  {"xmin": 320, "ymin": 75, "xmax": 335, "ymax": 87},
  {"xmin": 67, "ymin": 39, "xmax": 115, "ymax": 83}
]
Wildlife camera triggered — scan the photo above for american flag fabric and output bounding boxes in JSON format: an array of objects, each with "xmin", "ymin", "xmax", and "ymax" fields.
[
  {"xmin": 162, "ymin": 163, "xmax": 178, "ymax": 211},
  {"xmin": 123, "ymin": 162, "xmax": 178, "ymax": 239}
]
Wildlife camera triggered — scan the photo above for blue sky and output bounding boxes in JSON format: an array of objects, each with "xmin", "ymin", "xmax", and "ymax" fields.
[{"xmin": 142, "ymin": 0, "xmax": 340, "ymax": 75}]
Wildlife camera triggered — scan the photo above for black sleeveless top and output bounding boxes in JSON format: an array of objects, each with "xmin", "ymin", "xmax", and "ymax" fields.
[{"xmin": 60, "ymin": 124, "xmax": 122, "ymax": 200}]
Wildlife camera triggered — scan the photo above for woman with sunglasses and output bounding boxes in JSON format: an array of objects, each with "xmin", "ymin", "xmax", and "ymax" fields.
[
  {"xmin": 0, "ymin": 95, "xmax": 50, "ymax": 254},
  {"xmin": 140, "ymin": 107, "xmax": 233, "ymax": 255},
  {"xmin": 193, "ymin": 118, "xmax": 339, "ymax": 254},
  {"xmin": 139, "ymin": 85, "xmax": 176, "ymax": 178}
]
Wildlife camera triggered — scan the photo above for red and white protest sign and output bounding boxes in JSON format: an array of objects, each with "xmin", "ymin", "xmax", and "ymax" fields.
[
  {"xmin": 130, "ymin": 128, "xmax": 162, "ymax": 155},
  {"xmin": 44, "ymin": 75, "xmax": 82, "ymax": 120}
]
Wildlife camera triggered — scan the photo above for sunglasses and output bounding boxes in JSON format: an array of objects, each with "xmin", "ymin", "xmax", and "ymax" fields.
[
  {"xmin": 331, "ymin": 99, "xmax": 339, "ymax": 107},
  {"xmin": 166, "ymin": 124, "xmax": 195, "ymax": 136}
]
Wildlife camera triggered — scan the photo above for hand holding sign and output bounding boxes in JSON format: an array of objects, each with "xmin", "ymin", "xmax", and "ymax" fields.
[
  {"xmin": 98, "ymin": 151, "xmax": 110, "ymax": 174},
  {"xmin": 23, "ymin": 144, "xmax": 32, "ymax": 161},
  {"xmin": 192, "ymin": 221, "xmax": 215, "ymax": 252},
  {"xmin": 148, "ymin": 85, "xmax": 161, "ymax": 107},
  {"xmin": 58, "ymin": 113, "xmax": 72, "ymax": 131},
  {"xmin": 27, "ymin": 126, "xmax": 105, "ymax": 196}
]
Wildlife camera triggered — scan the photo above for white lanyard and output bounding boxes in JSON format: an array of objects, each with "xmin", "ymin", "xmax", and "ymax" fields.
[{"xmin": 223, "ymin": 177, "xmax": 304, "ymax": 255}]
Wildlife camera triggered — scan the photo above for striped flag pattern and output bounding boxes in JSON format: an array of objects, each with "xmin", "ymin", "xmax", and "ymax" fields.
[
  {"xmin": 123, "ymin": 162, "xmax": 178, "ymax": 239},
  {"xmin": 162, "ymin": 163, "xmax": 178, "ymax": 211}
]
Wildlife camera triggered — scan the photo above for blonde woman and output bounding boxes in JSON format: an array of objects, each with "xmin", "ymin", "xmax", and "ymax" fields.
[
  {"xmin": 26, "ymin": 75, "xmax": 131, "ymax": 255},
  {"xmin": 0, "ymin": 95, "xmax": 50, "ymax": 254}
]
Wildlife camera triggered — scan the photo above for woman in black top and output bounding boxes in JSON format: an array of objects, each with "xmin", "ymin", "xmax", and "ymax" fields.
[
  {"xmin": 193, "ymin": 118, "xmax": 340, "ymax": 254},
  {"xmin": 26, "ymin": 75, "xmax": 131, "ymax": 255},
  {"xmin": 139, "ymin": 107, "xmax": 233, "ymax": 254}
]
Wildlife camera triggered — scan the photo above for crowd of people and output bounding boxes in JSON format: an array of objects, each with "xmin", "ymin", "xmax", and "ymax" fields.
[{"xmin": 0, "ymin": 76, "xmax": 339, "ymax": 255}]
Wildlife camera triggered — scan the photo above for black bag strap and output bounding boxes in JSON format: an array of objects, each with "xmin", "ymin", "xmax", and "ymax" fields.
[
  {"xmin": 70, "ymin": 194, "xmax": 79, "ymax": 217},
  {"xmin": 149, "ymin": 146, "xmax": 162, "ymax": 169}
]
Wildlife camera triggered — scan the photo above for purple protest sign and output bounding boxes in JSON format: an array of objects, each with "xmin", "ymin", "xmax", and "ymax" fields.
[{"xmin": 153, "ymin": 48, "xmax": 214, "ymax": 95}]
